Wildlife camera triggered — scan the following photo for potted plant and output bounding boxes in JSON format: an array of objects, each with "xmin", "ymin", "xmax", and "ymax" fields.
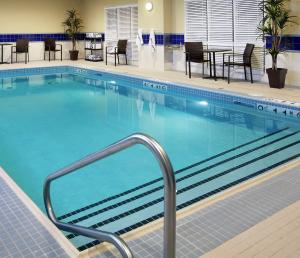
[
  {"xmin": 63, "ymin": 9, "xmax": 83, "ymax": 61},
  {"xmin": 258, "ymin": 0, "xmax": 295, "ymax": 88}
]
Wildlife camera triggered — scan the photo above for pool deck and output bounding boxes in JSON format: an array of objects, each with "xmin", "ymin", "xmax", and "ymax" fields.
[
  {"xmin": 0, "ymin": 60, "xmax": 300, "ymax": 258},
  {"xmin": 0, "ymin": 167, "xmax": 78, "ymax": 258}
]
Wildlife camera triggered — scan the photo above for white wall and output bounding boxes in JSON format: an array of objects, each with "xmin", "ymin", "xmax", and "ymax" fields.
[
  {"xmin": 138, "ymin": 46, "xmax": 166, "ymax": 71},
  {"xmin": 265, "ymin": 52, "xmax": 300, "ymax": 87}
]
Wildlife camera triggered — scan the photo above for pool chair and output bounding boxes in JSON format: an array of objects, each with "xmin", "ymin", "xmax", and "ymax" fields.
[
  {"xmin": 11, "ymin": 39, "xmax": 29, "ymax": 64},
  {"xmin": 222, "ymin": 43, "xmax": 255, "ymax": 84},
  {"xmin": 185, "ymin": 42, "xmax": 212, "ymax": 79},
  {"xmin": 106, "ymin": 39, "xmax": 128, "ymax": 66},
  {"xmin": 44, "ymin": 38, "xmax": 63, "ymax": 61}
]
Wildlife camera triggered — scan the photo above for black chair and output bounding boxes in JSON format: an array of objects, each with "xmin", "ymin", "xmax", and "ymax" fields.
[
  {"xmin": 106, "ymin": 40, "xmax": 128, "ymax": 66},
  {"xmin": 44, "ymin": 38, "xmax": 62, "ymax": 61},
  {"xmin": 223, "ymin": 43, "xmax": 255, "ymax": 84},
  {"xmin": 185, "ymin": 42, "xmax": 212, "ymax": 79},
  {"xmin": 11, "ymin": 39, "xmax": 29, "ymax": 64}
]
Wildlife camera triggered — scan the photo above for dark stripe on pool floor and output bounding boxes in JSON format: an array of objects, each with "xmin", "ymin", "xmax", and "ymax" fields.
[
  {"xmin": 66, "ymin": 140, "xmax": 300, "ymax": 240},
  {"xmin": 66, "ymin": 130, "xmax": 299, "ymax": 225},
  {"xmin": 76, "ymin": 153, "xmax": 300, "ymax": 252},
  {"xmin": 58, "ymin": 127, "xmax": 290, "ymax": 221}
]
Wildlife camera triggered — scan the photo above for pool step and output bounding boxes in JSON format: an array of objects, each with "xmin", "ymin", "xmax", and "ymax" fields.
[
  {"xmin": 57, "ymin": 127, "xmax": 290, "ymax": 222},
  {"xmin": 58, "ymin": 128, "xmax": 300, "ymax": 250}
]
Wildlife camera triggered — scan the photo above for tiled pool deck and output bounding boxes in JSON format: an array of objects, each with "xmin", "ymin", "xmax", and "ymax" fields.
[
  {"xmin": 0, "ymin": 173, "xmax": 69, "ymax": 258},
  {"xmin": 0, "ymin": 61, "xmax": 300, "ymax": 258}
]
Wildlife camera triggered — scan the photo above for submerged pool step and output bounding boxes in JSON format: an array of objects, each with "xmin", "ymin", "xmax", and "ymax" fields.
[
  {"xmin": 65, "ymin": 130, "xmax": 300, "ymax": 229},
  {"xmin": 59, "ymin": 128, "xmax": 300, "ymax": 250},
  {"xmin": 58, "ymin": 127, "xmax": 290, "ymax": 222},
  {"xmin": 59, "ymin": 127, "xmax": 295, "ymax": 223},
  {"xmin": 72, "ymin": 146, "xmax": 300, "ymax": 251}
]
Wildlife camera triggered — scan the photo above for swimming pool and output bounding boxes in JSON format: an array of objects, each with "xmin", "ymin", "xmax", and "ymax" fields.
[{"xmin": 0, "ymin": 66, "xmax": 299, "ymax": 250}]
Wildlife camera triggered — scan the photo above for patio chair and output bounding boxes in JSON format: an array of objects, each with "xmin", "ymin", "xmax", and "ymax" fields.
[
  {"xmin": 44, "ymin": 38, "xmax": 62, "ymax": 61},
  {"xmin": 222, "ymin": 43, "xmax": 255, "ymax": 84},
  {"xmin": 11, "ymin": 39, "xmax": 29, "ymax": 64},
  {"xmin": 185, "ymin": 42, "xmax": 212, "ymax": 79},
  {"xmin": 105, "ymin": 40, "xmax": 128, "ymax": 66}
]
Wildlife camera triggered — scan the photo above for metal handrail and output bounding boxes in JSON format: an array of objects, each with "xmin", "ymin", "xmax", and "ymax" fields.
[{"xmin": 43, "ymin": 133, "xmax": 176, "ymax": 258}]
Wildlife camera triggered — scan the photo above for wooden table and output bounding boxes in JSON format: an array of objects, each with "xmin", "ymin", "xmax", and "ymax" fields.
[{"xmin": 0, "ymin": 43, "xmax": 12, "ymax": 64}]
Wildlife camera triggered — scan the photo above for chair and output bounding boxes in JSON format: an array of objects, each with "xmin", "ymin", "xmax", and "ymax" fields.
[
  {"xmin": 11, "ymin": 39, "xmax": 29, "ymax": 64},
  {"xmin": 185, "ymin": 42, "xmax": 212, "ymax": 79},
  {"xmin": 44, "ymin": 38, "xmax": 62, "ymax": 61},
  {"xmin": 105, "ymin": 40, "xmax": 128, "ymax": 66},
  {"xmin": 223, "ymin": 43, "xmax": 255, "ymax": 84}
]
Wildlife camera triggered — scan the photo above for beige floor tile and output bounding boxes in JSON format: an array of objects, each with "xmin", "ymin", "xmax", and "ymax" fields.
[{"xmin": 202, "ymin": 200, "xmax": 300, "ymax": 258}]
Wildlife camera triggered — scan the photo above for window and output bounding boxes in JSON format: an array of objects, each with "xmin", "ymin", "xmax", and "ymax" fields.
[
  {"xmin": 105, "ymin": 5, "xmax": 138, "ymax": 63},
  {"xmin": 184, "ymin": 0, "xmax": 264, "ymax": 73}
]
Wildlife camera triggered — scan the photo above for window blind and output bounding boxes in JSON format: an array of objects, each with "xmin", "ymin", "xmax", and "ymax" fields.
[
  {"xmin": 207, "ymin": 0, "xmax": 233, "ymax": 47},
  {"xmin": 184, "ymin": 0, "xmax": 207, "ymax": 43},
  {"xmin": 118, "ymin": 7, "xmax": 131, "ymax": 40},
  {"xmin": 105, "ymin": 5, "xmax": 138, "ymax": 63},
  {"xmin": 105, "ymin": 8, "xmax": 118, "ymax": 43},
  {"xmin": 130, "ymin": 6, "xmax": 139, "ymax": 61},
  {"xmin": 234, "ymin": 0, "xmax": 264, "ymax": 71}
]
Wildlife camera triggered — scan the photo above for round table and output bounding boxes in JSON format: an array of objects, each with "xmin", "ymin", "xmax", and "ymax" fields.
[{"xmin": 0, "ymin": 43, "xmax": 12, "ymax": 64}]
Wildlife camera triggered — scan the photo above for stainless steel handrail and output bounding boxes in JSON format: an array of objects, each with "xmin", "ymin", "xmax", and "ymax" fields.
[{"xmin": 43, "ymin": 133, "xmax": 176, "ymax": 258}]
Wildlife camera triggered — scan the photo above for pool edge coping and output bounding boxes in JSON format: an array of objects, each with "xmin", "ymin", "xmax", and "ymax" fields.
[{"xmin": 0, "ymin": 166, "xmax": 79, "ymax": 258}]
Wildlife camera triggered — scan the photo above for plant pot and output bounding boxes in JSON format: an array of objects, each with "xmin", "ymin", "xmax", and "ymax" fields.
[
  {"xmin": 266, "ymin": 68, "xmax": 287, "ymax": 89},
  {"xmin": 69, "ymin": 50, "xmax": 79, "ymax": 61}
]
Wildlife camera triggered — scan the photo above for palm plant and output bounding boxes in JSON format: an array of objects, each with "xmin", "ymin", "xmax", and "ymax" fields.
[
  {"xmin": 258, "ymin": 0, "xmax": 295, "ymax": 70},
  {"xmin": 62, "ymin": 9, "xmax": 83, "ymax": 52}
]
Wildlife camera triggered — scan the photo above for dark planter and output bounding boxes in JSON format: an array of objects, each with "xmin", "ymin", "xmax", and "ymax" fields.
[
  {"xmin": 266, "ymin": 68, "xmax": 287, "ymax": 89},
  {"xmin": 69, "ymin": 50, "xmax": 79, "ymax": 61}
]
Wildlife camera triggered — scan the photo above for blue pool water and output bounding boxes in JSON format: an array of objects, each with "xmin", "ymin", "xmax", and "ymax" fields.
[{"xmin": 0, "ymin": 66, "xmax": 299, "ymax": 250}]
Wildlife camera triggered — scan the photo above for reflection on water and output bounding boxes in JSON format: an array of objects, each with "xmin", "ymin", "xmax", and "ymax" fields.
[{"xmin": 0, "ymin": 73, "xmax": 294, "ymax": 135}]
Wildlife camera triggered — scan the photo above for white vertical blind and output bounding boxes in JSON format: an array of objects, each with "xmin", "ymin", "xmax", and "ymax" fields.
[
  {"xmin": 184, "ymin": 0, "xmax": 207, "ymax": 43},
  {"xmin": 234, "ymin": 0, "xmax": 264, "ymax": 70},
  {"xmin": 207, "ymin": 0, "xmax": 233, "ymax": 47},
  {"xmin": 118, "ymin": 7, "xmax": 131, "ymax": 40},
  {"xmin": 105, "ymin": 5, "xmax": 138, "ymax": 63},
  {"xmin": 105, "ymin": 9, "xmax": 118, "ymax": 43},
  {"xmin": 130, "ymin": 6, "xmax": 139, "ymax": 61}
]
